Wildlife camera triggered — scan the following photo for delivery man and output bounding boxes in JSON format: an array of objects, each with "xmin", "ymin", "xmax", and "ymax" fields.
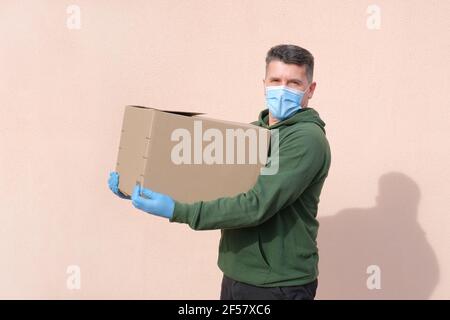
[{"xmin": 108, "ymin": 44, "xmax": 331, "ymax": 300}]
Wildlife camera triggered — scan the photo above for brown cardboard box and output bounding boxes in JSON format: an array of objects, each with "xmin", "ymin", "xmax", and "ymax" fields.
[{"xmin": 115, "ymin": 106, "xmax": 269, "ymax": 203}]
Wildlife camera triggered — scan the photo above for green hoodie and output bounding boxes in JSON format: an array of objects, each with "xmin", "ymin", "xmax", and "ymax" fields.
[{"xmin": 170, "ymin": 107, "xmax": 331, "ymax": 287}]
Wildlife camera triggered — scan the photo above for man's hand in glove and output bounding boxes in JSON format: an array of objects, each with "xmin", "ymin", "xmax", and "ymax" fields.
[{"xmin": 131, "ymin": 183, "xmax": 175, "ymax": 219}]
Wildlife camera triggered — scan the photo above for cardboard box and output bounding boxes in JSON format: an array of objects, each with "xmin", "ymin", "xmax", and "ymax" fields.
[{"xmin": 115, "ymin": 106, "xmax": 269, "ymax": 203}]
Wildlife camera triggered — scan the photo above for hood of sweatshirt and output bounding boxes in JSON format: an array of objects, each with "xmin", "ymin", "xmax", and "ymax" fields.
[{"xmin": 255, "ymin": 107, "xmax": 326, "ymax": 133}]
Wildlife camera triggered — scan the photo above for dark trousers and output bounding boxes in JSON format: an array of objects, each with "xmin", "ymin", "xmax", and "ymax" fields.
[{"xmin": 220, "ymin": 274, "xmax": 318, "ymax": 300}]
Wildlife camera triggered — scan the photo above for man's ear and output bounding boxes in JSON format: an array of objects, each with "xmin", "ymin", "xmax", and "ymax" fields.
[
  {"xmin": 262, "ymin": 78, "xmax": 266, "ymax": 96},
  {"xmin": 307, "ymin": 82, "xmax": 317, "ymax": 99}
]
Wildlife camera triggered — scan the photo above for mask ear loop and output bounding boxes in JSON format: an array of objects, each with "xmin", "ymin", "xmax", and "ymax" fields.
[{"xmin": 299, "ymin": 84, "xmax": 311, "ymax": 107}]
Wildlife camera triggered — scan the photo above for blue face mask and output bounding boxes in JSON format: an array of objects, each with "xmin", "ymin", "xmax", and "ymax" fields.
[{"xmin": 265, "ymin": 85, "xmax": 307, "ymax": 121}]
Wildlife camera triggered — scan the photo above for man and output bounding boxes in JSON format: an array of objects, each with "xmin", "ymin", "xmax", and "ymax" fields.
[{"xmin": 108, "ymin": 44, "xmax": 331, "ymax": 300}]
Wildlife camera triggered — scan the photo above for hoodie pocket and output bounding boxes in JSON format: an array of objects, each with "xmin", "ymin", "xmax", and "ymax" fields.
[{"xmin": 257, "ymin": 232, "xmax": 271, "ymax": 270}]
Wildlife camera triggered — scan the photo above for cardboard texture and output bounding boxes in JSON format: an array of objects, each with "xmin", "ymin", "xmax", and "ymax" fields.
[{"xmin": 115, "ymin": 106, "xmax": 269, "ymax": 203}]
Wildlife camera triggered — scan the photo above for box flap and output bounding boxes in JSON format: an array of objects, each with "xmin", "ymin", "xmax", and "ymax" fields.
[{"xmin": 126, "ymin": 105, "xmax": 204, "ymax": 117}]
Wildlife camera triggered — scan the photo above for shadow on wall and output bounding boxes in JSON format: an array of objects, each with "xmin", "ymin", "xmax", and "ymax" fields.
[{"xmin": 317, "ymin": 172, "xmax": 439, "ymax": 299}]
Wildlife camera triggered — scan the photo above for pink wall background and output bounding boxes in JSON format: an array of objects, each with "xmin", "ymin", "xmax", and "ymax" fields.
[{"xmin": 0, "ymin": 0, "xmax": 448, "ymax": 299}]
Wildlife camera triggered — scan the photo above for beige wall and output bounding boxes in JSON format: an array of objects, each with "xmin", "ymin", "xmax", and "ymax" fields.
[{"xmin": 0, "ymin": 0, "xmax": 448, "ymax": 299}]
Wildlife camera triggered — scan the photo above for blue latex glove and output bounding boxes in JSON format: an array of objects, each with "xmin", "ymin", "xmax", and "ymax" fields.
[
  {"xmin": 108, "ymin": 171, "xmax": 131, "ymax": 199},
  {"xmin": 131, "ymin": 184, "xmax": 175, "ymax": 219}
]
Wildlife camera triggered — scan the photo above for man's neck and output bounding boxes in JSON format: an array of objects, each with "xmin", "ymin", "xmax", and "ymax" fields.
[{"xmin": 268, "ymin": 113, "xmax": 279, "ymax": 126}]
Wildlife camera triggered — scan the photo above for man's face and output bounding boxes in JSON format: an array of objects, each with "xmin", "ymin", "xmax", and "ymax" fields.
[{"xmin": 263, "ymin": 60, "xmax": 316, "ymax": 109}]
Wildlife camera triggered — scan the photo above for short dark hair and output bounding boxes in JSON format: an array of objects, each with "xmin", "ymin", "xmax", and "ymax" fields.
[{"xmin": 265, "ymin": 44, "xmax": 314, "ymax": 83}]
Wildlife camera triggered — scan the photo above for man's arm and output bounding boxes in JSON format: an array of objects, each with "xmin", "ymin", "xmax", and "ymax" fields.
[{"xmin": 170, "ymin": 129, "xmax": 327, "ymax": 230}]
